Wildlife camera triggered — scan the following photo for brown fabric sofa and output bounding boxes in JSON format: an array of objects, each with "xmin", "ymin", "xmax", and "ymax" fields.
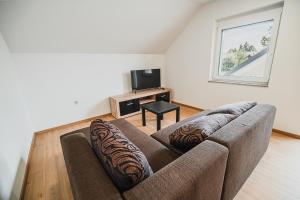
[{"xmin": 61, "ymin": 104, "xmax": 275, "ymax": 200}]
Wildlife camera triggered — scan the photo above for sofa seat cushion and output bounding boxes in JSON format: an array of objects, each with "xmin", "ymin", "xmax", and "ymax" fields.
[
  {"xmin": 73, "ymin": 119, "xmax": 179, "ymax": 172},
  {"xmin": 111, "ymin": 119, "xmax": 179, "ymax": 172},
  {"xmin": 151, "ymin": 110, "xmax": 211, "ymax": 154},
  {"xmin": 90, "ymin": 119, "xmax": 153, "ymax": 191},
  {"xmin": 169, "ymin": 113, "xmax": 237, "ymax": 151}
]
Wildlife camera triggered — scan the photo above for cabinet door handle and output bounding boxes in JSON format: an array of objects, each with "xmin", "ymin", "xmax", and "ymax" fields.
[
  {"xmin": 160, "ymin": 95, "xmax": 166, "ymax": 97},
  {"xmin": 126, "ymin": 102, "xmax": 134, "ymax": 106}
]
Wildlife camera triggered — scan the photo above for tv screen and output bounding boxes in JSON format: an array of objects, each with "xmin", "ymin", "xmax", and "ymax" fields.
[{"xmin": 131, "ymin": 69, "xmax": 161, "ymax": 90}]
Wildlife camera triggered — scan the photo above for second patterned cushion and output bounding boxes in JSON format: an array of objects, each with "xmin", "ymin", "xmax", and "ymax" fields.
[{"xmin": 169, "ymin": 113, "xmax": 237, "ymax": 150}]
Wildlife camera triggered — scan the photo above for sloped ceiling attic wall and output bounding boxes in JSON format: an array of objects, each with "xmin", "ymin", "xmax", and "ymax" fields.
[{"xmin": 0, "ymin": 0, "xmax": 214, "ymax": 53}]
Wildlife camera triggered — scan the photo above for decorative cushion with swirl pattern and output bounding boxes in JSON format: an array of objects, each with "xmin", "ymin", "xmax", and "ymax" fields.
[
  {"xmin": 169, "ymin": 113, "xmax": 237, "ymax": 150},
  {"xmin": 90, "ymin": 119, "xmax": 153, "ymax": 191}
]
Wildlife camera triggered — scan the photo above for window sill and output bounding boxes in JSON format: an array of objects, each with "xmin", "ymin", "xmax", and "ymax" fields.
[{"xmin": 208, "ymin": 79, "xmax": 269, "ymax": 87}]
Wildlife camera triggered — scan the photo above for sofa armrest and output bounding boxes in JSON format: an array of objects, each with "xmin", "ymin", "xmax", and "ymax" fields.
[
  {"xmin": 123, "ymin": 140, "xmax": 228, "ymax": 200},
  {"xmin": 207, "ymin": 104, "xmax": 276, "ymax": 200},
  {"xmin": 60, "ymin": 132, "xmax": 123, "ymax": 200}
]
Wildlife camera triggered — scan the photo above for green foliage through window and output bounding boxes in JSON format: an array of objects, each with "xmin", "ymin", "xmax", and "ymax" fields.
[{"xmin": 220, "ymin": 35, "xmax": 271, "ymax": 73}]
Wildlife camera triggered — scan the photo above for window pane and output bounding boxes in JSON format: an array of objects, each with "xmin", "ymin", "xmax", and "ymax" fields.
[{"xmin": 218, "ymin": 20, "xmax": 274, "ymax": 77}]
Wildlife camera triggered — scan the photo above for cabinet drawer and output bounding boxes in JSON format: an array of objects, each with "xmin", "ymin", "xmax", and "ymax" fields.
[
  {"xmin": 156, "ymin": 92, "xmax": 170, "ymax": 102},
  {"xmin": 119, "ymin": 99, "xmax": 140, "ymax": 116}
]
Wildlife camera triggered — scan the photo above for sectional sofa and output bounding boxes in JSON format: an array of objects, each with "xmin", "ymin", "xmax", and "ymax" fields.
[{"xmin": 61, "ymin": 104, "xmax": 276, "ymax": 200}]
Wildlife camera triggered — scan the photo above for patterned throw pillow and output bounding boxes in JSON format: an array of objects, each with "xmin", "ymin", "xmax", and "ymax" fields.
[
  {"xmin": 169, "ymin": 114, "xmax": 237, "ymax": 150},
  {"xmin": 90, "ymin": 119, "xmax": 153, "ymax": 191}
]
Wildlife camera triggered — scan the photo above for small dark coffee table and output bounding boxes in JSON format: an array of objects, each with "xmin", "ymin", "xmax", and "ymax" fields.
[{"xmin": 141, "ymin": 101, "xmax": 180, "ymax": 131}]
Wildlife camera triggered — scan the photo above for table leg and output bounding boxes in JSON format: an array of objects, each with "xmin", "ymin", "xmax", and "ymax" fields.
[
  {"xmin": 157, "ymin": 114, "xmax": 162, "ymax": 131},
  {"xmin": 142, "ymin": 108, "xmax": 146, "ymax": 126},
  {"xmin": 176, "ymin": 107, "xmax": 180, "ymax": 122}
]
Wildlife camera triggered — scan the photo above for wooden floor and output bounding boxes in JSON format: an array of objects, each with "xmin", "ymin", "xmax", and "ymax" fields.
[{"xmin": 23, "ymin": 105, "xmax": 300, "ymax": 200}]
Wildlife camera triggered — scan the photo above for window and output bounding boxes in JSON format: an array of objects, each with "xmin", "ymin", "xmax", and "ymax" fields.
[{"xmin": 210, "ymin": 6, "xmax": 282, "ymax": 86}]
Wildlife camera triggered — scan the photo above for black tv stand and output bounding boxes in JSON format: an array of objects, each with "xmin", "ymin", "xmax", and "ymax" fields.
[{"xmin": 110, "ymin": 88, "xmax": 171, "ymax": 118}]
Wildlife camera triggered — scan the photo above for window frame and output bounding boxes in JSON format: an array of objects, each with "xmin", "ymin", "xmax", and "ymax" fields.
[{"xmin": 210, "ymin": 7, "xmax": 282, "ymax": 87}]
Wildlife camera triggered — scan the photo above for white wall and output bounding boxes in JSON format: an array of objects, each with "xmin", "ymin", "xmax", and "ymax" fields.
[
  {"xmin": 0, "ymin": 33, "xmax": 33, "ymax": 199},
  {"xmin": 13, "ymin": 54, "xmax": 166, "ymax": 131},
  {"xmin": 166, "ymin": 0, "xmax": 300, "ymax": 135}
]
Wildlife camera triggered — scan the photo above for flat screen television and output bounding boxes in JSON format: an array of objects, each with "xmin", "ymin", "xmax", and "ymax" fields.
[{"xmin": 131, "ymin": 69, "xmax": 161, "ymax": 91}]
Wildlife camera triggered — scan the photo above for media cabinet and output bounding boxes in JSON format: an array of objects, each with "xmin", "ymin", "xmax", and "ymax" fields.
[{"xmin": 110, "ymin": 88, "xmax": 171, "ymax": 118}]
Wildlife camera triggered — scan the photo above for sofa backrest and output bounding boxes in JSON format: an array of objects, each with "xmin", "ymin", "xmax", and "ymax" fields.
[{"xmin": 208, "ymin": 104, "xmax": 276, "ymax": 200}]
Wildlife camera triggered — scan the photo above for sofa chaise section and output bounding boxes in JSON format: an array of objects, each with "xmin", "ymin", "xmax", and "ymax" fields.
[
  {"xmin": 152, "ymin": 104, "xmax": 276, "ymax": 200},
  {"xmin": 207, "ymin": 104, "xmax": 276, "ymax": 200}
]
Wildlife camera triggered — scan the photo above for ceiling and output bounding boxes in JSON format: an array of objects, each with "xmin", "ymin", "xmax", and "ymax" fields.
[{"xmin": 0, "ymin": 0, "xmax": 214, "ymax": 53}]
